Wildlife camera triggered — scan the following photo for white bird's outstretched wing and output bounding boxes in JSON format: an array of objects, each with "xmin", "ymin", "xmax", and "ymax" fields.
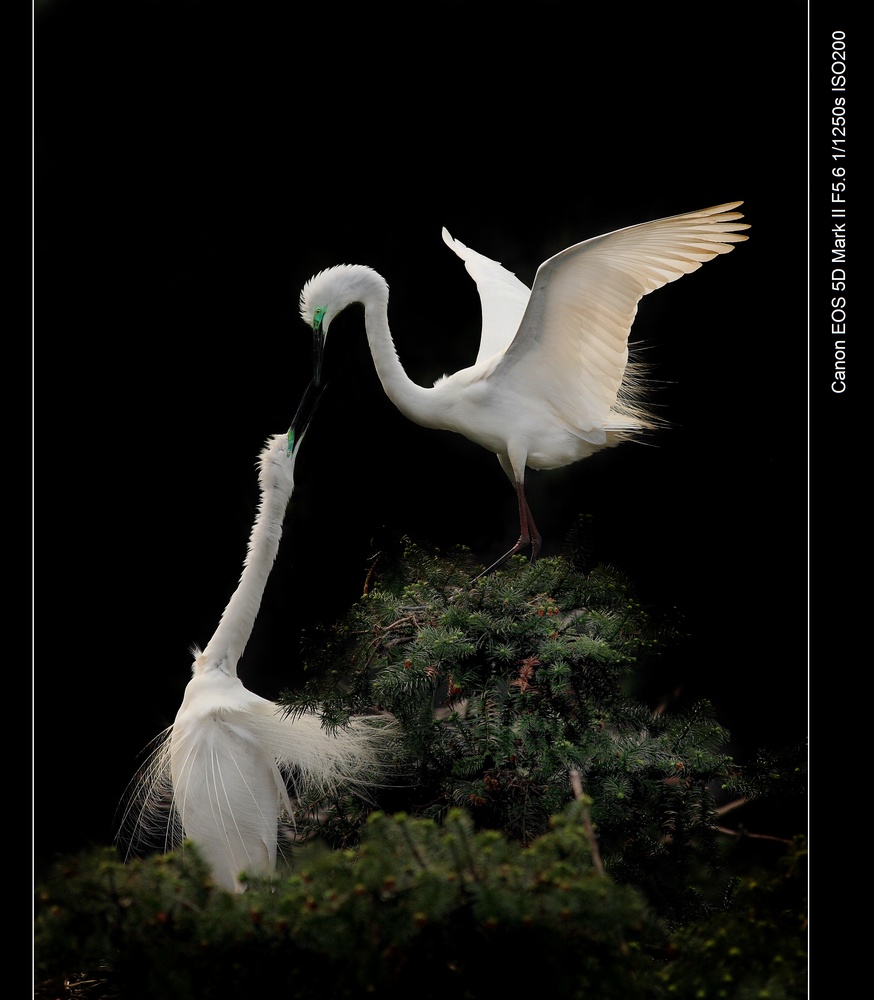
[
  {"xmin": 491, "ymin": 202, "xmax": 750, "ymax": 437},
  {"xmin": 442, "ymin": 227, "xmax": 532, "ymax": 366}
]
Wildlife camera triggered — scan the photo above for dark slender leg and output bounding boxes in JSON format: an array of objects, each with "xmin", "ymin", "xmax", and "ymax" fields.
[
  {"xmin": 473, "ymin": 481, "xmax": 541, "ymax": 580},
  {"xmin": 519, "ymin": 482, "xmax": 542, "ymax": 561}
]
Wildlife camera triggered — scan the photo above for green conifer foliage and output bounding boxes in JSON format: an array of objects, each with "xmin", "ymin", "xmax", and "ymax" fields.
[
  {"xmin": 35, "ymin": 806, "xmax": 662, "ymax": 999},
  {"xmin": 281, "ymin": 544, "xmax": 784, "ymax": 927},
  {"xmin": 35, "ymin": 544, "xmax": 807, "ymax": 999},
  {"xmin": 34, "ymin": 795, "xmax": 807, "ymax": 1000}
]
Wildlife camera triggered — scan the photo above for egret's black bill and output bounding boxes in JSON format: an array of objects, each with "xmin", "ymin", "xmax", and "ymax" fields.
[
  {"xmin": 313, "ymin": 326, "xmax": 325, "ymax": 387},
  {"xmin": 286, "ymin": 377, "xmax": 326, "ymax": 456}
]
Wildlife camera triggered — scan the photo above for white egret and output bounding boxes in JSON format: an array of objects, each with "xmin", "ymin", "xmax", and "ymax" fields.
[
  {"xmin": 118, "ymin": 385, "xmax": 397, "ymax": 892},
  {"xmin": 300, "ymin": 203, "xmax": 749, "ymax": 574}
]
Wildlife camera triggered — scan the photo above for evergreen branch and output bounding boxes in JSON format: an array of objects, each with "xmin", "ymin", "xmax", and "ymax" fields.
[{"xmin": 569, "ymin": 769, "xmax": 604, "ymax": 875}]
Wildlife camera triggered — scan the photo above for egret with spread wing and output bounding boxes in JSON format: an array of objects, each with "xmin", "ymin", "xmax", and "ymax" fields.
[
  {"xmin": 118, "ymin": 384, "xmax": 396, "ymax": 892},
  {"xmin": 300, "ymin": 203, "xmax": 749, "ymax": 574}
]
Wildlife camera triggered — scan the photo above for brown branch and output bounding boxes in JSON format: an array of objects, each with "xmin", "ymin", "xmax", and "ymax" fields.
[
  {"xmin": 714, "ymin": 797, "xmax": 796, "ymax": 844},
  {"xmin": 716, "ymin": 796, "xmax": 749, "ymax": 816},
  {"xmin": 715, "ymin": 825, "xmax": 794, "ymax": 845},
  {"xmin": 652, "ymin": 685, "xmax": 684, "ymax": 717},
  {"xmin": 569, "ymin": 769, "xmax": 604, "ymax": 876}
]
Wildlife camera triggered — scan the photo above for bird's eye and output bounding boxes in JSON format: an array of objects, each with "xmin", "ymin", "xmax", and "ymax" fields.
[{"xmin": 313, "ymin": 306, "xmax": 327, "ymax": 331}]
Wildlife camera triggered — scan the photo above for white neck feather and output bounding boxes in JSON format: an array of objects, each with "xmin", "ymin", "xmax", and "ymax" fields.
[
  {"xmin": 356, "ymin": 275, "xmax": 445, "ymax": 429},
  {"xmin": 199, "ymin": 435, "xmax": 296, "ymax": 674}
]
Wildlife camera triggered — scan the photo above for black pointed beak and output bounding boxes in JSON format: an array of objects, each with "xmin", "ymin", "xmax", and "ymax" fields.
[
  {"xmin": 286, "ymin": 377, "xmax": 326, "ymax": 456},
  {"xmin": 313, "ymin": 325, "xmax": 325, "ymax": 387}
]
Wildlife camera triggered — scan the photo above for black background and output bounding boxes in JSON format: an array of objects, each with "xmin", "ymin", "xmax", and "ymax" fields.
[{"xmin": 35, "ymin": 0, "xmax": 813, "ymax": 872}]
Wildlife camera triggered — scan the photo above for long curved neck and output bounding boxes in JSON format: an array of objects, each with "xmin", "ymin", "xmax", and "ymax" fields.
[
  {"xmin": 360, "ymin": 283, "xmax": 443, "ymax": 429},
  {"xmin": 201, "ymin": 436, "xmax": 296, "ymax": 673}
]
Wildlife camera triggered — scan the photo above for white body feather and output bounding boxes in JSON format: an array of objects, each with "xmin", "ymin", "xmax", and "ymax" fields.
[
  {"xmin": 299, "ymin": 203, "xmax": 749, "ymax": 569},
  {"xmin": 120, "ymin": 432, "xmax": 396, "ymax": 892}
]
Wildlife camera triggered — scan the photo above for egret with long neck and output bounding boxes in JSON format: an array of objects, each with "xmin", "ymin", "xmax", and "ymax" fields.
[
  {"xmin": 300, "ymin": 202, "xmax": 749, "ymax": 574},
  {"xmin": 119, "ymin": 385, "xmax": 396, "ymax": 892}
]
